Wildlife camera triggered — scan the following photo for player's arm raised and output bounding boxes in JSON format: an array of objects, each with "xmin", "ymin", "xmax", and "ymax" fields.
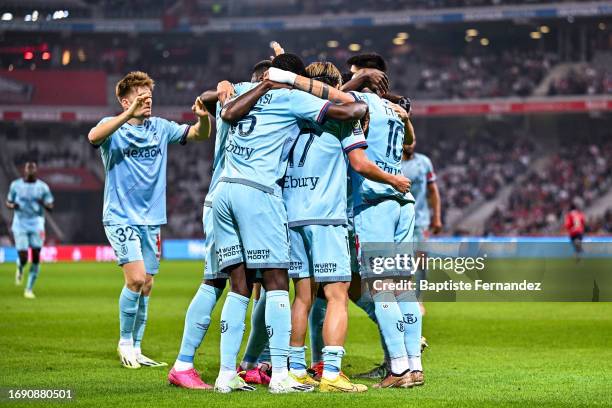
[
  {"xmin": 347, "ymin": 149, "xmax": 410, "ymax": 193},
  {"xmin": 267, "ymin": 67, "xmax": 356, "ymax": 104},
  {"xmin": 341, "ymin": 68, "xmax": 389, "ymax": 95},
  {"xmin": 198, "ymin": 80, "xmax": 236, "ymax": 115},
  {"xmin": 88, "ymin": 91, "xmax": 151, "ymax": 146},
  {"xmin": 185, "ymin": 97, "xmax": 212, "ymax": 141}
]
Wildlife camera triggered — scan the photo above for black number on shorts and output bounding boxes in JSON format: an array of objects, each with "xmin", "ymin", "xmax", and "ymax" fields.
[{"xmin": 116, "ymin": 227, "xmax": 137, "ymax": 243}]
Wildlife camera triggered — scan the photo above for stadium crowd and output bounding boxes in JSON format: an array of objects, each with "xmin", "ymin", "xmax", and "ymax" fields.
[
  {"xmin": 420, "ymin": 129, "xmax": 534, "ymax": 225},
  {"xmin": 485, "ymin": 139, "xmax": 612, "ymax": 235}
]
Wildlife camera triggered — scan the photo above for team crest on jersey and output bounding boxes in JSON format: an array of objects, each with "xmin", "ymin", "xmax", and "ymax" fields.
[
  {"xmin": 220, "ymin": 320, "xmax": 228, "ymax": 333},
  {"xmin": 119, "ymin": 244, "xmax": 128, "ymax": 256},
  {"xmin": 266, "ymin": 325, "xmax": 273, "ymax": 339},
  {"xmin": 396, "ymin": 320, "xmax": 405, "ymax": 332},
  {"xmin": 404, "ymin": 313, "xmax": 418, "ymax": 325}
]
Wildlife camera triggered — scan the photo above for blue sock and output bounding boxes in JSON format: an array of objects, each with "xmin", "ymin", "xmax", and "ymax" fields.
[
  {"xmin": 219, "ymin": 292, "xmax": 249, "ymax": 371},
  {"xmin": 119, "ymin": 286, "xmax": 141, "ymax": 341},
  {"xmin": 372, "ymin": 291, "xmax": 408, "ymax": 373},
  {"xmin": 177, "ymin": 283, "xmax": 222, "ymax": 363},
  {"xmin": 289, "ymin": 346, "xmax": 307, "ymax": 373},
  {"xmin": 265, "ymin": 290, "xmax": 291, "ymax": 375},
  {"xmin": 356, "ymin": 293, "xmax": 390, "ymax": 363},
  {"xmin": 397, "ymin": 291, "xmax": 422, "ymax": 362},
  {"xmin": 242, "ymin": 289, "xmax": 269, "ymax": 367},
  {"xmin": 308, "ymin": 296, "xmax": 327, "ymax": 365},
  {"xmin": 133, "ymin": 295, "xmax": 149, "ymax": 349},
  {"xmin": 322, "ymin": 345, "xmax": 345, "ymax": 379},
  {"xmin": 26, "ymin": 263, "xmax": 40, "ymax": 291}
]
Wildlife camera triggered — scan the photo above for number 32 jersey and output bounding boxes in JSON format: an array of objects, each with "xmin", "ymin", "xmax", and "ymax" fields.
[
  {"xmin": 219, "ymin": 88, "xmax": 331, "ymax": 195},
  {"xmin": 349, "ymin": 91, "xmax": 415, "ymax": 207}
]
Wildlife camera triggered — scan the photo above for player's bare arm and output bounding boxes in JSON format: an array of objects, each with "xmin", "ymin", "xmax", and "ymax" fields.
[
  {"xmin": 347, "ymin": 149, "xmax": 411, "ymax": 193},
  {"xmin": 267, "ymin": 67, "xmax": 356, "ymax": 104},
  {"xmin": 221, "ymin": 80, "xmax": 291, "ymax": 123},
  {"xmin": 341, "ymin": 68, "xmax": 389, "ymax": 95},
  {"xmin": 5, "ymin": 200, "xmax": 19, "ymax": 210},
  {"xmin": 38, "ymin": 200, "xmax": 54, "ymax": 212},
  {"xmin": 199, "ymin": 81, "xmax": 237, "ymax": 115},
  {"xmin": 427, "ymin": 181, "xmax": 442, "ymax": 234},
  {"xmin": 185, "ymin": 97, "xmax": 212, "ymax": 141},
  {"xmin": 87, "ymin": 91, "xmax": 152, "ymax": 145}
]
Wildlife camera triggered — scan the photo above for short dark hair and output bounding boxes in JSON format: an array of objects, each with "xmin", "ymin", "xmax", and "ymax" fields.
[
  {"xmin": 271, "ymin": 53, "xmax": 307, "ymax": 77},
  {"xmin": 346, "ymin": 53, "xmax": 387, "ymax": 72},
  {"xmin": 252, "ymin": 60, "xmax": 272, "ymax": 75}
]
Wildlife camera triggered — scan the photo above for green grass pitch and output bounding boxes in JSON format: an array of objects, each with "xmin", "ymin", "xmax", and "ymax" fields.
[{"xmin": 1, "ymin": 261, "xmax": 611, "ymax": 407}]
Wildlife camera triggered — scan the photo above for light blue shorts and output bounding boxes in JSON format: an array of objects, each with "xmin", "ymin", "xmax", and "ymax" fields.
[
  {"xmin": 213, "ymin": 182, "xmax": 290, "ymax": 271},
  {"xmin": 202, "ymin": 205, "xmax": 222, "ymax": 280},
  {"xmin": 289, "ymin": 224, "xmax": 351, "ymax": 283},
  {"xmin": 104, "ymin": 224, "xmax": 161, "ymax": 275},
  {"xmin": 354, "ymin": 200, "xmax": 415, "ymax": 276},
  {"xmin": 13, "ymin": 229, "xmax": 44, "ymax": 251}
]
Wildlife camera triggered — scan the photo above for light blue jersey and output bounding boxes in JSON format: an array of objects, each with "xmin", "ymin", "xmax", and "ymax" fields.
[
  {"xmin": 204, "ymin": 82, "xmax": 258, "ymax": 207},
  {"xmin": 402, "ymin": 153, "xmax": 436, "ymax": 228},
  {"xmin": 218, "ymin": 89, "xmax": 331, "ymax": 195},
  {"xmin": 283, "ymin": 120, "xmax": 367, "ymax": 227},
  {"xmin": 93, "ymin": 116, "xmax": 189, "ymax": 225},
  {"xmin": 7, "ymin": 178, "xmax": 53, "ymax": 232},
  {"xmin": 349, "ymin": 91, "xmax": 414, "ymax": 207}
]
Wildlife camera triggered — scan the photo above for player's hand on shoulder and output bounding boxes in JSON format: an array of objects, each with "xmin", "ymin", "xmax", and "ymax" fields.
[
  {"xmin": 392, "ymin": 175, "xmax": 411, "ymax": 194},
  {"xmin": 390, "ymin": 102, "xmax": 410, "ymax": 121}
]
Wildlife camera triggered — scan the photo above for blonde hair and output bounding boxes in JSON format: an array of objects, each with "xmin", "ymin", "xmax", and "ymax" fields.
[
  {"xmin": 306, "ymin": 62, "xmax": 342, "ymax": 87},
  {"xmin": 115, "ymin": 71, "xmax": 154, "ymax": 101}
]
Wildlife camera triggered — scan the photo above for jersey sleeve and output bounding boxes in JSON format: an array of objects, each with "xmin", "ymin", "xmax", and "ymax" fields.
[
  {"xmin": 163, "ymin": 118, "xmax": 191, "ymax": 145},
  {"xmin": 90, "ymin": 117, "xmax": 113, "ymax": 149},
  {"xmin": 289, "ymin": 90, "xmax": 331, "ymax": 125},
  {"xmin": 233, "ymin": 82, "xmax": 256, "ymax": 96},
  {"xmin": 424, "ymin": 156, "xmax": 437, "ymax": 183},
  {"xmin": 7, "ymin": 181, "xmax": 16, "ymax": 202},
  {"xmin": 339, "ymin": 121, "xmax": 368, "ymax": 153},
  {"xmin": 42, "ymin": 183, "xmax": 54, "ymax": 205}
]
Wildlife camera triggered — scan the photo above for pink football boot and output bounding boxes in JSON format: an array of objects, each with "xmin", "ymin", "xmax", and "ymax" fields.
[{"xmin": 168, "ymin": 367, "xmax": 213, "ymax": 389}]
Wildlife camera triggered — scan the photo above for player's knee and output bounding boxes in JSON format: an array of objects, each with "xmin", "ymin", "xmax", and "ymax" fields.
[
  {"xmin": 30, "ymin": 249, "xmax": 41, "ymax": 264},
  {"xmin": 323, "ymin": 282, "xmax": 349, "ymax": 305},
  {"xmin": 127, "ymin": 277, "xmax": 146, "ymax": 292},
  {"xmin": 262, "ymin": 269, "xmax": 288, "ymax": 291},
  {"xmin": 18, "ymin": 251, "xmax": 28, "ymax": 265}
]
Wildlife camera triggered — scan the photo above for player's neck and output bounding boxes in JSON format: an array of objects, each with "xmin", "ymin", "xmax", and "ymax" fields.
[
  {"xmin": 127, "ymin": 117, "xmax": 146, "ymax": 126},
  {"xmin": 24, "ymin": 177, "xmax": 36, "ymax": 183},
  {"xmin": 403, "ymin": 153, "xmax": 414, "ymax": 161}
]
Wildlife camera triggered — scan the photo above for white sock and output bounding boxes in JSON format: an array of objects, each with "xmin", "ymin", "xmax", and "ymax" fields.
[
  {"xmin": 118, "ymin": 338, "xmax": 134, "ymax": 348},
  {"xmin": 322, "ymin": 369, "xmax": 339, "ymax": 381},
  {"xmin": 134, "ymin": 347, "xmax": 142, "ymax": 357},
  {"xmin": 390, "ymin": 356, "xmax": 409, "ymax": 374},
  {"xmin": 408, "ymin": 356, "xmax": 422, "ymax": 372},
  {"xmin": 174, "ymin": 360, "xmax": 193, "ymax": 371},
  {"xmin": 218, "ymin": 368, "xmax": 236, "ymax": 384},
  {"xmin": 290, "ymin": 368, "xmax": 307, "ymax": 377},
  {"xmin": 271, "ymin": 367, "xmax": 288, "ymax": 383}
]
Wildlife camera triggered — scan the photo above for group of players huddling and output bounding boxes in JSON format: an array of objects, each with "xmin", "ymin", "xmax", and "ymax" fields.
[{"xmin": 84, "ymin": 41, "xmax": 443, "ymax": 393}]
